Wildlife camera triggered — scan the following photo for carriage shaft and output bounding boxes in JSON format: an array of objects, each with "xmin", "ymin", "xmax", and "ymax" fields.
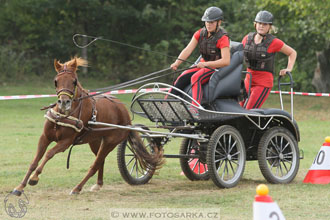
[{"xmin": 88, "ymin": 121, "xmax": 208, "ymax": 141}]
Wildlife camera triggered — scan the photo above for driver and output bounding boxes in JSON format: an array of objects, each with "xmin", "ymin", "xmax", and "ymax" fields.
[
  {"xmin": 240, "ymin": 10, "xmax": 297, "ymax": 109},
  {"xmin": 170, "ymin": 6, "xmax": 230, "ymax": 115}
]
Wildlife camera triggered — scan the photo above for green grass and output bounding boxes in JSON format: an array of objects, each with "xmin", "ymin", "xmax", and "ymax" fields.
[{"xmin": 1, "ymin": 83, "xmax": 330, "ymax": 220}]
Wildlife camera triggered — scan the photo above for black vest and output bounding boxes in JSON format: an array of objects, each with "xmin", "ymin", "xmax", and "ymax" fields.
[
  {"xmin": 243, "ymin": 32, "xmax": 276, "ymax": 74},
  {"xmin": 198, "ymin": 27, "xmax": 227, "ymax": 61}
]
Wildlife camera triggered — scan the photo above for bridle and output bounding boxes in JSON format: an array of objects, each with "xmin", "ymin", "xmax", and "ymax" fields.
[
  {"xmin": 55, "ymin": 65, "xmax": 78, "ymax": 101},
  {"xmin": 54, "ymin": 64, "xmax": 85, "ymax": 119},
  {"xmin": 57, "ymin": 87, "xmax": 77, "ymax": 100}
]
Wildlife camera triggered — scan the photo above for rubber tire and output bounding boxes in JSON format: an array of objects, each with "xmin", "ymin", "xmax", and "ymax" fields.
[
  {"xmin": 117, "ymin": 126, "xmax": 155, "ymax": 185},
  {"xmin": 179, "ymin": 138, "xmax": 209, "ymax": 181},
  {"xmin": 207, "ymin": 125, "xmax": 246, "ymax": 188},
  {"xmin": 258, "ymin": 126, "xmax": 299, "ymax": 184}
]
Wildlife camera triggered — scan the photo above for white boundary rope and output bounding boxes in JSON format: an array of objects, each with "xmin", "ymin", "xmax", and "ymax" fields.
[{"xmin": 1, "ymin": 89, "xmax": 330, "ymax": 101}]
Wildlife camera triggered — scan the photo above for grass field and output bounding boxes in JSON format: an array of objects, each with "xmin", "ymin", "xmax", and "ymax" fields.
[{"xmin": 1, "ymin": 80, "xmax": 330, "ymax": 220}]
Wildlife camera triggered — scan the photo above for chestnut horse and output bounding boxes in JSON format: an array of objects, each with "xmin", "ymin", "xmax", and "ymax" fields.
[{"xmin": 13, "ymin": 57, "xmax": 163, "ymax": 195}]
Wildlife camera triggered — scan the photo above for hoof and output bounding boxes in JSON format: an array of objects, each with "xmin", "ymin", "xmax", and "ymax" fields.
[
  {"xmin": 90, "ymin": 184, "xmax": 102, "ymax": 192},
  {"xmin": 69, "ymin": 190, "xmax": 80, "ymax": 195},
  {"xmin": 11, "ymin": 189, "xmax": 23, "ymax": 197},
  {"xmin": 28, "ymin": 179, "xmax": 39, "ymax": 186}
]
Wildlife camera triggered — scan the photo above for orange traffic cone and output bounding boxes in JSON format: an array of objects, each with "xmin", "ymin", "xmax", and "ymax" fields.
[
  {"xmin": 180, "ymin": 149, "xmax": 207, "ymax": 175},
  {"xmin": 180, "ymin": 158, "xmax": 207, "ymax": 175},
  {"xmin": 180, "ymin": 159, "xmax": 207, "ymax": 175},
  {"xmin": 303, "ymin": 136, "xmax": 330, "ymax": 184},
  {"xmin": 189, "ymin": 155, "xmax": 207, "ymax": 174},
  {"xmin": 253, "ymin": 184, "xmax": 286, "ymax": 220},
  {"xmin": 191, "ymin": 149, "xmax": 207, "ymax": 173}
]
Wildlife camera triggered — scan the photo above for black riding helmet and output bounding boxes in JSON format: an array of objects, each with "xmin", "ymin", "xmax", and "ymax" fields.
[
  {"xmin": 255, "ymin": 10, "xmax": 274, "ymax": 24},
  {"xmin": 201, "ymin": 7, "xmax": 223, "ymax": 21}
]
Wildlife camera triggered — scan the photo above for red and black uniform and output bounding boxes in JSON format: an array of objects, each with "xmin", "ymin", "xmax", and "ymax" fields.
[
  {"xmin": 171, "ymin": 27, "xmax": 230, "ymax": 106},
  {"xmin": 241, "ymin": 32, "xmax": 284, "ymax": 109}
]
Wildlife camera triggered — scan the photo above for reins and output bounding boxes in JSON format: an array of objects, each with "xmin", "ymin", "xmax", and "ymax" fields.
[
  {"xmin": 79, "ymin": 66, "xmax": 196, "ymax": 101},
  {"xmin": 89, "ymin": 67, "xmax": 171, "ymax": 92}
]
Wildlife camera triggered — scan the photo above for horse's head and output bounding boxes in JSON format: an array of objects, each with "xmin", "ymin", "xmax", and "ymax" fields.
[{"xmin": 54, "ymin": 57, "xmax": 88, "ymax": 114}]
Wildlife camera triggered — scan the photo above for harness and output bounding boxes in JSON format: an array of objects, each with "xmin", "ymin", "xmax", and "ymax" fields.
[
  {"xmin": 43, "ymin": 93, "xmax": 121, "ymax": 169},
  {"xmin": 44, "ymin": 108, "xmax": 84, "ymax": 132},
  {"xmin": 198, "ymin": 27, "xmax": 227, "ymax": 61},
  {"xmin": 43, "ymin": 95, "xmax": 121, "ymax": 134},
  {"xmin": 243, "ymin": 32, "xmax": 276, "ymax": 74}
]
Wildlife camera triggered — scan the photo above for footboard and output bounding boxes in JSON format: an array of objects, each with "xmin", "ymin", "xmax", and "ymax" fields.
[{"xmin": 132, "ymin": 96, "xmax": 195, "ymax": 123}]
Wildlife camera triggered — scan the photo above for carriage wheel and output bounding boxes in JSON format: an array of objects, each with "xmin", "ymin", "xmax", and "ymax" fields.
[
  {"xmin": 258, "ymin": 127, "xmax": 299, "ymax": 184},
  {"xmin": 207, "ymin": 125, "xmax": 246, "ymax": 188},
  {"xmin": 180, "ymin": 138, "xmax": 209, "ymax": 181},
  {"xmin": 117, "ymin": 126, "xmax": 156, "ymax": 185}
]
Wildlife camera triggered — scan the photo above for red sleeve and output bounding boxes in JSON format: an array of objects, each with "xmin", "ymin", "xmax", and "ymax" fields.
[
  {"xmin": 267, "ymin": 38, "xmax": 284, "ymax": 53},
  {"xmin": 242, "ymin": 35, "xmax": 248, "ymax": 47},
  {"xmin": 193, "ymin": 29, "xmax": 202, "ymax": 41},
  {"xmin": 216, "ymin": 35, "xmax": 230, "ymax": 49}
]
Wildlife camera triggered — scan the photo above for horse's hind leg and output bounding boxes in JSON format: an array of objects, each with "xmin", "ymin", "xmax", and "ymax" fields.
[
  {"xmin": 13, "ymin": 134, "xmax": 51, "ymax": 196},
  {"xmin": 70, "ymin": 141, "xmax": 117, "ymax": 195},
  {"xmin": 88, "ymin": 139, "xmax": 104, "ymax": 192}
]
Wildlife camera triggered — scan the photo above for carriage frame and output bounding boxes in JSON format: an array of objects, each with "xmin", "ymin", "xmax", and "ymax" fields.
[{"xmin": 89, "ymin": 74, "xmax": 302, "ymax": 188}]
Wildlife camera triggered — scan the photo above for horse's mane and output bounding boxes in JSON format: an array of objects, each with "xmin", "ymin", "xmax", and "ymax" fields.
[
  {"xmin": 64, "ymin": 56, "xmax": 88, "ymax": 68},
  {"xmin": 77, "ymin": 82, "xmax": 89, "ymax": 95}
]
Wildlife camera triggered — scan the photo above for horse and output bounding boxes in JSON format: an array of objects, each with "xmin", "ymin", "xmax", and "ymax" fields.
[{"xmin": 12, "ymin": 57, "xmax": 163, "ymax": 195}]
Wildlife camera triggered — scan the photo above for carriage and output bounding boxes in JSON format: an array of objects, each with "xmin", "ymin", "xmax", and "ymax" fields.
[
  {"xmin": 90, "ymin": 41, "xmax": 302, "ymax": 188},
  {"xmin": 12, "ymin": 41, "xmax": 302, "ymax": 197}
]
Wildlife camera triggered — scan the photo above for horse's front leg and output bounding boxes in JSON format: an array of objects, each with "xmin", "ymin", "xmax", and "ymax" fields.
[
  {"xmin": 12, "ymin": 134, "xmax": 51, "ymax": 196},
  {"xmin": 13, "ymin": 138, "xmax": 73, "ymax": 196},
  {"xmin": 30, "ymin": 138, "xmax": 73, "ymax": 182}
]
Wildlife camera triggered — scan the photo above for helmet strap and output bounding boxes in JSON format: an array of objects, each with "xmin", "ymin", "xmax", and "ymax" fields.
[
  {"xmin": 215, "ymin": 20, "xmax": 219, "ymax": 32},
  {"xmin": 210, "ymin": 20, "xmax": 220, "ymax": 36}
]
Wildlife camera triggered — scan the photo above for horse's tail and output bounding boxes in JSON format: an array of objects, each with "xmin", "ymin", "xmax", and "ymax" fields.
[{"xmin": 128, "ymin": 130, "xmax": 164, "ymax": 171}]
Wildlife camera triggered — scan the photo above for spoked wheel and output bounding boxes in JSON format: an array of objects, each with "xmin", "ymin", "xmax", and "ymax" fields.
[
  {"xmin": 117, "ymin": 125, "xmax": 157, "ymax": 185},
  {"xmin": 258, "ymin": 127, "xmax": 299, "ymax": 184},
  {"xmin": 180, "ymin": 138, "xmax": 209, "ymax": 181},
  {"xmin": 207, "ymin": 125, "xmax": 246, "ymax": 188}
]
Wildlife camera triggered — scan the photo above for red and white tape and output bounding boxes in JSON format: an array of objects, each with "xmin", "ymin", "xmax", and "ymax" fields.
[
  {"xmin": 0, "ymin": 94, "xmax": 57, "ymax": 100},
  {"xmin": 0, "ymin": 88, "xmax": 169, "ymax": 101},
  {"xmin": 1, "ymin": 89, "xmax": 329, "ymax": 101},
  {"xmin": 271, "ymin": 91, "xmax": 330, "ymax": 97}
]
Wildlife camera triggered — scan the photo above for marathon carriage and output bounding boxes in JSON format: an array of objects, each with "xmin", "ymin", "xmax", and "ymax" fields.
[{"xmin": 90, "ymin": 42, "xmax": 301, "ymax": 188}]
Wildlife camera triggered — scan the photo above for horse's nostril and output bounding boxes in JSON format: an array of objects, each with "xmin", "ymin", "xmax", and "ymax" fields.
[
  {"xmin": 57, "ymin": 100, "xmax": 62, "ymax": 104},
  {"xmin": 66, "ymin": 100, "xmax": 71, "ymax": 105}
]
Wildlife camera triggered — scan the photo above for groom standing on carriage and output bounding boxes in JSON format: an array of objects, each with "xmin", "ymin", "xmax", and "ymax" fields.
[{"xmin": 240, "ymin": 10, "xmax": 297, "ymax": 109}]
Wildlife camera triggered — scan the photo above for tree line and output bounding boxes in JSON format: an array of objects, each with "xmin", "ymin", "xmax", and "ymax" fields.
[{"xmin": 0, "ymin": 0, "xmax": 329, "ymax": 92}]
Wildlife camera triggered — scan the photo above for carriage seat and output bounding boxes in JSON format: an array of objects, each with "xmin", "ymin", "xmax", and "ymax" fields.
[
  {"xmin": 249, "ymin": 108, "xmax": 292, "ymax": 120},
  {"xmin": 210, "ymin": 96, "xmax": 293, "ymax": 120},
  {"xmin": 184, "ymin": 41, "xmax": 244, "ymax": 104}
]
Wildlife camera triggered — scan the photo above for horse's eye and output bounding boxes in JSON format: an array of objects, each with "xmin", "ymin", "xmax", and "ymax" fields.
[
  {"xmin": 54, "ymin": 80, "xmax": 57, "ymax": 87},
  {"xmin": 73, "ymin": 79, "xmax": 77, "ymax": 86}
]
